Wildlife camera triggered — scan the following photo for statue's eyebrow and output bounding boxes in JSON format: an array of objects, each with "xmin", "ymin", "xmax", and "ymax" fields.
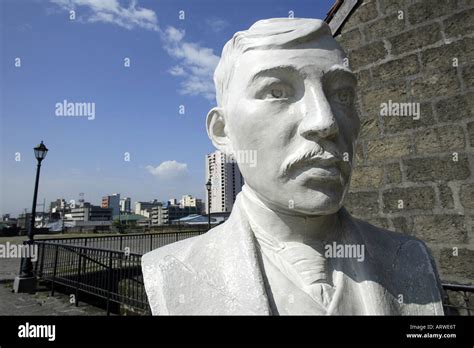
[
  {"xmin": 248, "ymin": 65, "xmax": 299, "ymax": 86},
  {"xmin": 322, "ymin": 65, "xmax": 357, "ymax": 86}
]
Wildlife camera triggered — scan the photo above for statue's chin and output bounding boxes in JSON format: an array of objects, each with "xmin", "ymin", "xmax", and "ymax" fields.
[
  {"xmin": 290, "ymin": 204, "xmax": 342, "ymax": 216},
  {"xmin": 258, "ymin": 193, "xmax": 343, "ymax": 217}
]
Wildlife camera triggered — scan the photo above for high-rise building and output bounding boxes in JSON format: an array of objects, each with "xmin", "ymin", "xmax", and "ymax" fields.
[
  {"xmin": 205, "ymin": 150, "xmax": 244, "ymax": 214},
  {"xmin": 101, "ymin": 193, "xmax": 120, "ymax": 216},
  {"xmin": 120, "ymin": 197, "xmax": 131, "ymax": 213}
]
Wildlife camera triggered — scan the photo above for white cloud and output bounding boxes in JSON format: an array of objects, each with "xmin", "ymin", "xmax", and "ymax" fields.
[
  {"xmin": 49, "ymin": 0, "xmax": 219, "ymax": 100},
  {"xmin": 169, "ymin": 65, "xmax": 185, "ymax": 76},
  {"xmin": 146, "ymin": 161, "xmax": 188, "ymax": 179},
  {"xmin": 162, "ymin": 26, "xmax": 219, "ymax": 100},
  {"xmin": 205, "ymin": 18, "xmax": 228, "ymax": 33},
  {"xmin": 49, "ymin": 0, "xmax": 159, "ymax": 31},
  {"xmin": 164, "ymin": 26, "xmax": 185, "ymax": 43}
]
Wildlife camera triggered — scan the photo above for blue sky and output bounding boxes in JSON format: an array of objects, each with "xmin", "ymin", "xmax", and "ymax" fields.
[{"xmin": 0, "ymin": 0, "xmax": 334, "ymax": 216}]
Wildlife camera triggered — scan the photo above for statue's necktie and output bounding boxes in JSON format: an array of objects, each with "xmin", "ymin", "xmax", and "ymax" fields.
[{"xmin": 248, "ymin": 217, "xmax": 337, "ymax": 309}]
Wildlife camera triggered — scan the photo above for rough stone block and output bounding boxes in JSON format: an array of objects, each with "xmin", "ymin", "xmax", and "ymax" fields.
[
  {"xmin": 379, "ymin": 0, "xmax": 408, "ymax": 15},
  {"xmin": 439, "ymin": 247, "xmax": 474, "ymax": 281},
  {"xmin": 421, "ymin": 38, "xmax": 474, "ymax": 71},
  {"xmin": 411, "ymin": 68, "xmax": 461, "ymax": 100},
  {"xmin": 404, "ymin": 154, "xmax": 471, "ymax": 182},
  {"xmin": 355, "ymin": 69, "xmax": 371, "ymax": 89},
  {"xmin": 383, "ymin": 102, "xmax": 434, "ymax": 134},
  {"xmin": 336, "ymin": 28, "xmax": 363, "ymax": 52},
  {"xmin": 367, "ymin": 135, "xmax": 412, "ymax": 161},
  {"xmin": 342, "ymin": 0, "xmax": 378, "ymax": 32},
  {"xmin": 361, "ymin": 80, "xmax": 408, "ymax": 117},
  {"xmin": 349, "ymin": 41, "xmax": 387, "ymax": 69},
  {"xmin": 438, "ymin": 184, "xmax": 455, "ymax": 209},
  {"xmin": 414, "ymin": 125, "xmax": 465, "ymax": 154},
  {"xmin": 350, "ymin": 165, "xmax": 384, "ymax": 190},
  {"xmin": 389, "ymin": 23, "xmax": 442, "ymax": 56},
  {"xmin": 392, "ymin": 216, "xmax": 412, "ymax": 234},
  {"xmin": 467, "ymin": 121, "xmax": 474, "ymax": 146},
  {"xmin": 413, "ymin": 215, "xmax": 468, "ymax": 244},
  {"xmin": 435, "ymin": 92, "xmax": 474, "ymax": 122},
  {"xmin": 459, "ymin": 183, "xmax": 474, "ymax": 209},
  {"xmin": 408, "ymin": 0, "xmax": 457, "ymax": 25},
  {"xmin": 462, "ymin": 64, "xmax": 474, "ymax": 89},
  {"xmin": 443, "ymin": 8, "xmax": 474, "ymax": 38},
  {"xmin": 359, "ymin": 116, "xmax": 381, "ymax": 139},
  {"xmin": 372, "ymin": 54, "xmax": 419, "ymax": 82},
  {"xmin": 344, "ymin": 191, "xmax": 379, "ymax": 216},
  {"xmin": 382, "ymin": 186, "xmax": 436, "ymax": 213},
  {"xmin": 385, "ymin": 162, "xmax": 402, "ymax": 184},
  {"xmin": 364, "ymin": 14, "xmax": 405, "ymax": 42}
]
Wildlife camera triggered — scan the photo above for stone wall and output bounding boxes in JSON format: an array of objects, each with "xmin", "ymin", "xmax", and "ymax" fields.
[{"xmin": 335, "ymin": 0, "xmax": 473, "ymax": 285}]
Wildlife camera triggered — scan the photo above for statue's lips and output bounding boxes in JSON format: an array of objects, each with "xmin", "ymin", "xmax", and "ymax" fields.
[
  {"xmin": 290, "ymin": 155, "xmax": 344, "ymax": 179},
  {"xmin": 299, "ymin": 165, "xmax": 342, "ymax": 181}
]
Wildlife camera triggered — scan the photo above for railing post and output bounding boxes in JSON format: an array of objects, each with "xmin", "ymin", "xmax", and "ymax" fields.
[
  {"xmin": 119, "ymin": 235, "xmax": 123, "ymax": 251},
  {"xmin": 149, "ymin": 234, "xmax": 153, "ymax": 252},
  {"xmin": 51, "ymin": 245, "xmax": 59, "ymax": 296},
  {"xmin": 38, "ymin": 243, "xmax": 45, "ymax": 278},
  {"xmin": 463, "ymin": 291, "xmax": 471, "ymax": 316},
  {"xmin": 75, "ymin": 247, "xmax": 83, "ymax": 307},
  {"xmin": 106, "ymin": 251, "xmax": 113, "ymax": 316}
]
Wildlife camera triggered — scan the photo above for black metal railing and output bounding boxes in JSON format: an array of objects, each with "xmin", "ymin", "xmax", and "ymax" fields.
[
  {"xmin": 35, "ymin": 230, "xmax": 205, "ymax": 255},
  {"xmin": 30, "ymin": 230, "xmax": 207, "ymax": 315},
  {"xmin": 34, "ymin": 241, "xmax": 149, "ymax": 315},
  {"xmin": 442, "ymin": 283, "xmax": 474, "ymax": 316}
]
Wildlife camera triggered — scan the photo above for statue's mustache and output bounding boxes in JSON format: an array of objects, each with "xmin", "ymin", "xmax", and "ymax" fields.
[{"xmin": 280, "ymin": 143, "xmax": 351, "ymax": 177}]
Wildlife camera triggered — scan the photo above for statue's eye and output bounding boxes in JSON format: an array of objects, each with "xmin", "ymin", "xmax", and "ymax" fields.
[
  {"xmin": 333, "ymin": 87, "xmax": 354, "ymax": 106},
  {"xmin": 262, "ymin": 83, "xmax": 293, "ymax": 100},
  {"xmin": 271, "ymin": 88, "xmax": 284, "ymax": 98}
]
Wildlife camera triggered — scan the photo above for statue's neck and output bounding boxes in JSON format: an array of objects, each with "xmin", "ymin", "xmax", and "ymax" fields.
[{"xmin": 240, "ymin": 185, "xmax": 340, "ymax": 244}]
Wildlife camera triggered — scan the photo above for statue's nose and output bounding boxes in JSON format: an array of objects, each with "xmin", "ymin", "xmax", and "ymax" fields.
[{"xmin": 298, "ymin": 85, "xmax": 339, "ymax": 141}]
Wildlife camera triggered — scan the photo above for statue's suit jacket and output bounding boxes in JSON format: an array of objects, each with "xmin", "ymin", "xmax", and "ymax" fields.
[{"xmin": 142, "ymin": 195, "xmax": 445, "ymax": 315}]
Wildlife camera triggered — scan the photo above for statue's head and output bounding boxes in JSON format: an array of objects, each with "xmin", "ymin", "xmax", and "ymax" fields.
[{"xmin": 206, "ymin": 18, "xmax": 360, "ymax": 216}]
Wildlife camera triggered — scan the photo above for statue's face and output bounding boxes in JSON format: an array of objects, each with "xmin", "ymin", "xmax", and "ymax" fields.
[{"xmin": 223, "ymin": 36, "xmax": 360, "ymax": 215}]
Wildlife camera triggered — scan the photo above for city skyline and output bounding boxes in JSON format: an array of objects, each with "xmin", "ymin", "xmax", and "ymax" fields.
[{"xmin": 0, "ymin": 0, "xmax": 333, "ymax": 216}]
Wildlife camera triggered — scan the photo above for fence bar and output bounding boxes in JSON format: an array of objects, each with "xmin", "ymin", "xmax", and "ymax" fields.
[{"xmin": 51, "ymin": 245, "xmax": 59, "ymax": 296}]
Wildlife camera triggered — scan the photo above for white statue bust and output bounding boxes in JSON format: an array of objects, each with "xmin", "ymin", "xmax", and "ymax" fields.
[{"xmin": 142, "ymin": 18, "xmax": 445, "ymax": 315}]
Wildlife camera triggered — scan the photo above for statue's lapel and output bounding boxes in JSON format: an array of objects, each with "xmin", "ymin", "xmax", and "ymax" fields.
[{"xmin": 159, "ymin": 196, "xmax": 271, "ymax": 315}]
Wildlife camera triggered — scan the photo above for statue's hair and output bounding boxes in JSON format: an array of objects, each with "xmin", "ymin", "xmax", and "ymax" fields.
[{"xmin": 214, "ymin": 18, "xmax": 332, "ymax": 107}]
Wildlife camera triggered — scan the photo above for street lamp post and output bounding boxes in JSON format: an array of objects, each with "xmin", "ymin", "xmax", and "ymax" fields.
[
  {"xmin": 15, "ymin": 141, "xmax": 48, "ymax": 293},
  {"xmin": 206, "ymin": 179, "xmax": 212, "ymax": 231}
]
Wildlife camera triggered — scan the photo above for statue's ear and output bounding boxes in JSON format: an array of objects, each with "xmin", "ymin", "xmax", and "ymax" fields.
[{"xmin": 206, "ymin": 107, "xmax": 233, "ymax": 154}]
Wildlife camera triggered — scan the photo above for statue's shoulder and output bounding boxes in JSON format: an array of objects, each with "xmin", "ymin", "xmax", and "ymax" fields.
[
  {"xmin": 141, "ymin": 224, "xmax": 229, "ymax": 315},
  {"xmin": 142, "ymin": 224, "xmax": 225, "ymax": 266},
  {"xmin": 351, "ymin": 215, "xmax": 431, "ymax": 255},
  {"xmin": 348, "ymin": 212, "xmax": 442, "ymax": 284}
]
